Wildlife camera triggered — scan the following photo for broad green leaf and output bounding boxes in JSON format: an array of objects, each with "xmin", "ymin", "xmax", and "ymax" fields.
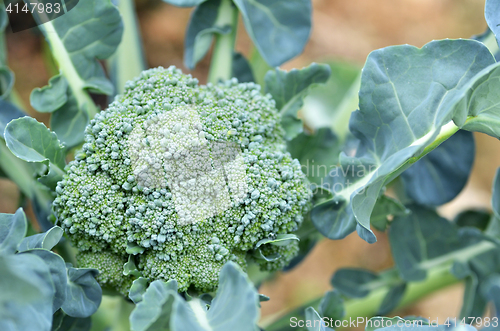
[
  {"xmin": 171, "ymin": 262, "xmax": 259, "ymax": 331},
  {"xmin": 51, "ymin": 310, "xmax": 92, "ymax": 331},
  {"xmin": 0, "ymin": 99, "xmax": 26, "ymax": 134},
  {"xmin": 0, "ymin": 253, "xmax": 54, "ymax": 331},
  {"xmin": 330, "ymin": 268, "xmax": 380, "ymax": 298},
  {"xmin": 130, "ymin": 280, "xmax": 178, "ymax": 331},
  {"xmin": 36, "ymin": 0, "xmax": 123, "ymax": 147},
  {"xmin": 311, "ymin": 39, "xmax": 495, "ymax": 243},
  {"xmin": 454, "ymin": 62, "xmax": 500, "ymax": 139},
  {"xmin": 305, "ymin": 307, "xmax": 332, "ymax": 331},
  {"xmin": 265, "ymin": 63, "xmax": 331, "ymax": 139},
  {"xmin": 377, "ymin": 283, "xmax": 406, "ymax": 315},
  {"xmin": 129, "ymin": 277, "xmax": 150, "ymax": 304},
  {"xmin": 481, "ymin": 274, "xmax": 500, "ymax": 316},
  {"xmin": 30, "ymin": 74, "xmax": 68, "ymax": 113},
  {"xmin": 370, "ymin": 195, "xmax": 407, "ymax": 232},
  {"xmin": 20, "ymin": 249, "xmax": 68, "ymax": 313},
  {"xmin": 493, "ymin": 168, "xmax": 500, "ymax": 219},
  {"xmin": 0, "ymin": 208, "xmax": 27, "ymax": 254},
  {"xmin": 486, "ymin": 0, "xmax": 500, "ymax": 47},
  {"xmin": 233, "ymin": 0, "xmax": 311, "ymax": 67},
  {"xmin": 18, "ymin": 226, "xmax": 63, "ymax": 251},
  {"xmin": 460, "ymin": 272, "xmax": 488, "ymax": 319},
  {"xmin": 4, "ymin": 116, "xmax": 66, "ymax": 190},
  {"xmin": 233, "ymin": 52, "xmax": 255, "ymax": 83},
  {"xmin": 300, "ymin": 61, "xmax": 360, "ymax": 137},
  {"xmin": 256, "ymin": 234, "xmax": 299, "ymax": 248},
  {"xmin": 184, "ymin": 0, "xmax": 231, "ymax": 70},
  {"xmin": 39, "ymin": 0, "xmax": 122, "ymax": 96},
  {"xmin": 108, "ymin": 0, "xmax": 147, "ymax": 96},
  {"xmin": 162, "ymin": 0, "xmax": 208, "ymax": 6},
  {"xmin": 389, "ymin": 206, "xmax": 497, "ymax": 282},
  {"xmin": 61, "ymin": 267, "xmax": 102, "ymax": 318},
  {"xmin": 318, "ymin": 290, "xmax": 344, "ymax": 321},
  {"xmin": 287, "ymin": 128, "xmax": 341, "ymax": 184},
  {"xmin": 50, "ymin": 93, "xmax": 89, "ymax": 148},
  {"xmin": 0, "ymin": 66, "xmax": 13, "ymax": 99},
  {"xmin": 401, "ymin": 130, "xmax": 475, "ymax": 206}
]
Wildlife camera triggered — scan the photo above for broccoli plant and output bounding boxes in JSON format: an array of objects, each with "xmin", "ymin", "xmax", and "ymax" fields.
[{"xmin": 2, "ymin": 0, "xmax": 500, "ymax": 330}]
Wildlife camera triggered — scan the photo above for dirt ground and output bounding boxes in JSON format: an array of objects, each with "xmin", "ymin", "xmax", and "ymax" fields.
[{"xmin": 3, "ymin": 0, "xmax": 499, "ymax": 327}]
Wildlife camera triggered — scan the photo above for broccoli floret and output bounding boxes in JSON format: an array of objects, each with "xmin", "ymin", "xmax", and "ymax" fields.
[{"xmin": 53, "ymin": 66, "xmax": 312, "ymax": 294}]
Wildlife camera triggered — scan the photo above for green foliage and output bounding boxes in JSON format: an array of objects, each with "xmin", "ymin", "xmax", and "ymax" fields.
[
  {"xmin": 311, "ymin": 39, "xmax": 498, "ymax": 244},
  {"xmin": 265, "ymin": 63, "xmax": 331, "ymax": 140},
  {"xmin": 130, "ymin": 262, "xmax": 259, "ymax": 331},
  {"xmin": 184, "ymin": 0, "xmax": 231, "ymax": 70},
  {"xmin": 233, "ymin": 0, "xmax": 311, "ymax": 67},
  {"xmin": 0, "ymin": 209, "xmax": 101, "ymax": 331},
  {"xmin": 400, "ymin": 130, "xmax": 475, "ymax": 206},
  {"xmin": 4, "ymin": 116, "xmax": 66, "ymax": 190}
]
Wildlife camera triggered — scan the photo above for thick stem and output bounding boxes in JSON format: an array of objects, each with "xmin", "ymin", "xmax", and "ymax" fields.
[{"xmin": 207, "ymin": 0, "xmax": 239, "ymax": 84}]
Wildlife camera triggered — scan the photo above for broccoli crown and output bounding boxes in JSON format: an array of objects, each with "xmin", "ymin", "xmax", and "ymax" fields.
[{"xmin": 53, "ymin": 66, "xmax": 312, "ymax": 294}]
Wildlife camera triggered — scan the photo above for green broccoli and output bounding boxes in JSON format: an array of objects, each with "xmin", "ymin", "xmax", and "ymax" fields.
[{"xmin": 53, "ymin": 66, "xmax": 312, "ymax": 294}]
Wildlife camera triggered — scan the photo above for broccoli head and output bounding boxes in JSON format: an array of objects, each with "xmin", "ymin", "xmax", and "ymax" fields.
[{"xmin": 53, "ymin": 66, "xmax": 312, "ymax": 294}]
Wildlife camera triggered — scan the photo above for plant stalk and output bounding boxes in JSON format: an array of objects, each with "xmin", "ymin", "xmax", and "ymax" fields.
[{"xmin": 208, "ymin": 0, "xmax": 239, "ymax": 84}]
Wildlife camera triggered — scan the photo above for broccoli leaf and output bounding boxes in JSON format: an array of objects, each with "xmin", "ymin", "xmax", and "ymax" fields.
[
  {"xmin": 184, "ymin": 0, "xmax": 231, "ymax": 70},
  {"xmin": 233, "ymin": 0, "xmax": 311, "ymax": 67},
  {"xmin": 129, "ymin": 277, "xmax": 150, "ymax": 304},
  {"xmin": 0, "ymin": 66, "xmax": 13, "ymax": 99},
  {"xmin": 1, "ymin": 209, "xmax": 28, "ymax": 257},
  {"xmin": 130, "ymin": 262, "xmax": 259, "ymax": 331},
  {"xmin": 35, "ymin": 0, "xmax": 123, "ymax": 146},
  {"xmin": 0, "ymin": 208, "xmax": 26, "ymax": 254},
  {"xmin": 331, "ymin": 268, "xmax": 380, "ymax": 298},
  {"xmin": 265, "ymin": 63, "xmax": 331, "ymax": 140},
  {"xmin": 318, "ymin": 290, "xmax": 344, "ymax": 321},
  {"xmin": 61, "ymin": 267, "xmax": 102, "ymax": 318},
  {"xmin": 401, "ymin": 130, "xmax": 475, "ymax": 206},
  {"xmin": 0, "ymin": 253, "xmax": 54, "ymax": 331},
  {"xmin": 18, "ymin": 226, "xmax": 63, "ymax": 251},
  {"xmin": 311, "ymin": 39, "xmax": 496, "ymax": 243},
  {"xmin": 287, "ymin": 128, "xmax": 341, "ymax": 185},
  {"xmin": 370, "ymin": 195, "xmax": 407, "ymax": 232},
  {"xmin": 232, "ymin": 52, "xmax": 255, "ymax": 83},
  {"xmin": 389, "ymin": 206, "xmax": 498, "ymax": 282},
  {"xmin": 30, "ymin": 74, "xmax": 68, "ymax": 113},
  {"xmin": 486, "ymin": 0, "xmax": 500, "ymax": 47},
  {"xmin": 493, "ymin": 168, "xmax": 500, "ymax": 219},
  {"xmin": 130, "ymin": 280, "xmax": 178, "ymax": 331},
  {"xmin": 162, "ymin": 0, "xmax": 208, "ymax": 7},
  {"xmin": 305, "ymin": 307, "xmax": 333, "ymax": 331},
  {"xmin": 20, "ymin": 249, "xmax": 68, "ymax": 313},
  {"xmin": 51, "ymin": 310, "xmax": 92, "ymax": 331},
  {"xmin": 4, "ymin": 116, "xmax": 66, "ymax": 190},
  {"xmin": 171, "ymin": 262, "xmax": 259, "ymax": 331}
]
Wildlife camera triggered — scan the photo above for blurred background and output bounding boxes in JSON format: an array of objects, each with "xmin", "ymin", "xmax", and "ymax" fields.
[{"xmin": 2, "ymin": 0, "xmax": 499, "ymax": 327}]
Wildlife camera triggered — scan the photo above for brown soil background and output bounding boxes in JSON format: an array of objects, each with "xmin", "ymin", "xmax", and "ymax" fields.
[{"xmin": 2, "ymin": 0, "xmax": 500, "ymax": 328}]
